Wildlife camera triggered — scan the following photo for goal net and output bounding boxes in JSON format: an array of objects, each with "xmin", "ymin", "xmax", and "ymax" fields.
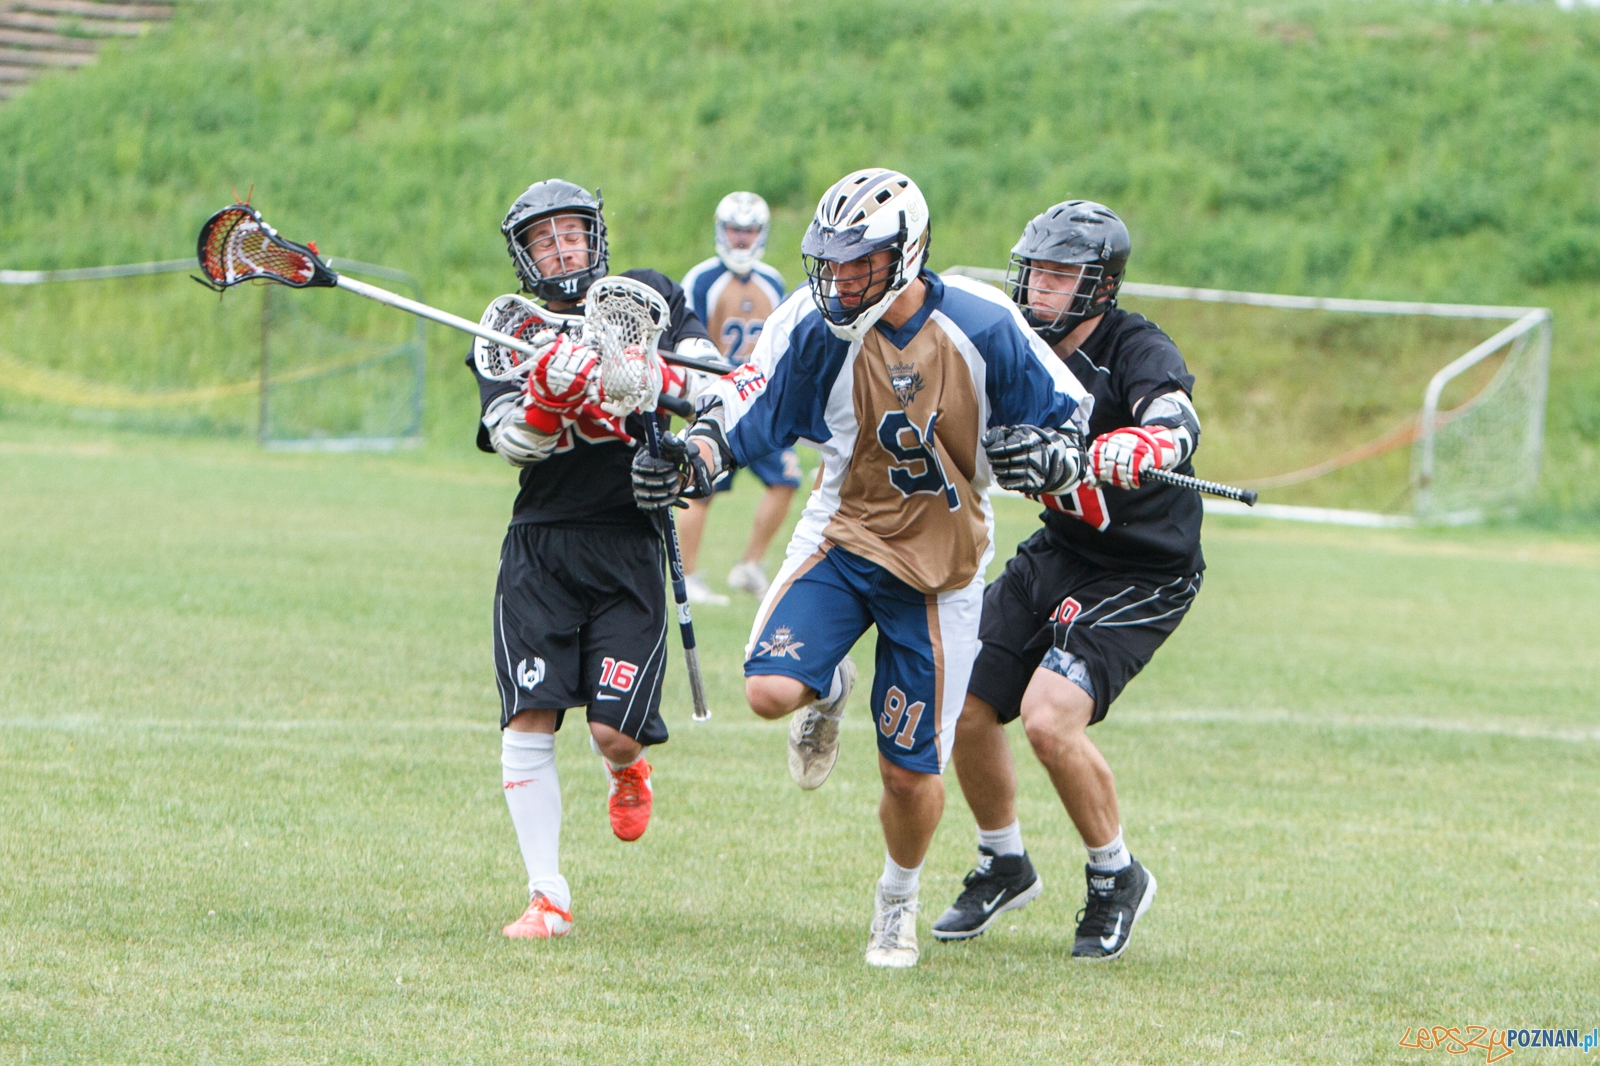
[
  {"xmin": 0, "ymin": 258, "xmax": 425, "ymax": 449},
  {"xmin": 946, "ymin": 267, "xmax": 1551, "ymax": 524}
]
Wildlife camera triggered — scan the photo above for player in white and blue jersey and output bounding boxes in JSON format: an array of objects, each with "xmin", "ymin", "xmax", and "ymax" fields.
[
  {"xmin": 675, "ymin": 192, "xmax": 804, "ymax": 605},
  {"xmin": 633, "ymin": 168, "xmax": 1093, "ymax": 968}
]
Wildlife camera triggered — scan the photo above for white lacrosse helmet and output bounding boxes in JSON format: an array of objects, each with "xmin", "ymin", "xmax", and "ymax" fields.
[
  {"xmin": 801, "ymin": 168, "xmax": 930, "ymax": 342},
  {"xmin": 714, "ymin": 191, "xmax": 770, "ymax": 276}
]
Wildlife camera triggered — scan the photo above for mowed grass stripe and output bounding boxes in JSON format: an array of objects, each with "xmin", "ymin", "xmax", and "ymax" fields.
[{"xmin": 3, "ymin": 427, "xmax": 1598, "ymax": 1065}]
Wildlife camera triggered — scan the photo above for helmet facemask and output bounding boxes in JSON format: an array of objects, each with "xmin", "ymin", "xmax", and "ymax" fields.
[
  {"xmin": 507, "ymin": 210, "xmax": 608, "ymax": 304},
  {"xmin": 1006, "ymin": 256, "xmax": 1110, "ymax": 344},
  {"xmin": 802, "ymin": 214, "xmax": 928, "ymax": 342},
  {"xmin": 714, "ymin": 191, "xmax": 771, "ymax": 276}
]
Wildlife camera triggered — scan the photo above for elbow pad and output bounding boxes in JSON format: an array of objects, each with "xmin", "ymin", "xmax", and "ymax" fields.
[
  {"xmin": 484, "ymin": 393, "xmax": 560, "ymax": 466},
  {"xmin": 1138, "ymin": 390, "xmax": 1200, "ymax": 466}
]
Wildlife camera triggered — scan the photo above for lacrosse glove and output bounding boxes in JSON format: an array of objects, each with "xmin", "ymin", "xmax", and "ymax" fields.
[
  {"xmin": 1088, "ymin": 425, "xmax": 1181, "ymax": 489},
  {"xmin": 524, "ymin": 334, "xmax": 599, "ymax": 433},
  {"xmin": 484, "ymin": 393, "xmax": 560, "ymax": 467},
  {"xmin": 631, "ymin": 430, "xmax": 722, "ymax": 510},
  {"xmin": 983, "ymin": 424, "xmax": 1085, "ymax": 495}
]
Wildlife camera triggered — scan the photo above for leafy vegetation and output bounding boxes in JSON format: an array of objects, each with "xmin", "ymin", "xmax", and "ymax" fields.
[{"xmin": 1, "ymin": 0, "xmax": 1597, "ymax": 514}]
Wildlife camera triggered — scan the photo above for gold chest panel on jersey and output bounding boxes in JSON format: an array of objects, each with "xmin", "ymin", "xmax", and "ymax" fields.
[
  {"xmin": 710, "ymin": 275, "xmax": 777, "ymax": 361},
  {"xmin": 824, "ymin": 326, "xmax": 990, "ymax": 594}
]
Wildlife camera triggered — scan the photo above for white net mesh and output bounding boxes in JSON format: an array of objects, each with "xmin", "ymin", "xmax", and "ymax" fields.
[
  {"xmin": 584, "ymin": 277, "xmax": 668, "ymax": 416},
  {"xmin": 472, "ymin": 294, "xmax": 582, "ymax": 381},
  {"xmin": 1414, "ymin": 313, "xmax": 1552, "ymax": 520}
]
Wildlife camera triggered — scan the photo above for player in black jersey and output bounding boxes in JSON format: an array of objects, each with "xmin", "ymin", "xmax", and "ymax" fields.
[
  {"xmin": 467, "ymin": 179, "xmax": 718, "ymax": 940},
  {"xmin": 931, "ymin": 202, "xmax": 1203, "ymax": 960}
]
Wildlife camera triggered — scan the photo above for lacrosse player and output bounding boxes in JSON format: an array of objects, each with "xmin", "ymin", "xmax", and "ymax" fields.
[
  {"xmin": 469, "ymin": 179, "xmax": 719, "ymax": 940},
  {"xmin": 930, "ymin": 202, "xmax": 1203, "ymax": 961},
  {"xmin": 675, "ymin": 191, "xmax": 803, "ymax": 604},
  {"xmin": 633, "ymin": 169, "xmax": 1092, "ymax": 967}
]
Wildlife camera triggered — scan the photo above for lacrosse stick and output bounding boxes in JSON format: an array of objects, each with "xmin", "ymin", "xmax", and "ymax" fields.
[
  {"xmin": 1141, "ymin": 467, "xmax": 1257, "ymax": 505},
  {"xmin": 193, "ymin": 203, "xmax": 721, "ymax": 415},
  {"xmin": 585, "ymin": 276, "xmax": 712, "ymax": 722}
]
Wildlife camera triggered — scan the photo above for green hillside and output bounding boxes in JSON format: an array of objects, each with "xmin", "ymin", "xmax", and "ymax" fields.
[{"xmin": 1, "ymin": 0, "xmax": 1597, "ymax": 516}]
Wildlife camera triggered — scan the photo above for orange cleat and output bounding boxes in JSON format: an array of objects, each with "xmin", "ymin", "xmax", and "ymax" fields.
[
  {"xmin": 606, "ymin": 757, "xmax": 653, "ymax": 842},
  {"xmin": 502, "ymin": 892, "xmax": 573, "ymax": 939}
]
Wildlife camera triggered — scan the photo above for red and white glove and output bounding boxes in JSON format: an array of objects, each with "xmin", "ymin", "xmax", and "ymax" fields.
[
  {"xmin": 523, "ymin": 334, "xmax": 599, "ymax": 433},
  {"xmin": 1088, "ymin": 426, "xmax": 1181, "ymax": 489}
]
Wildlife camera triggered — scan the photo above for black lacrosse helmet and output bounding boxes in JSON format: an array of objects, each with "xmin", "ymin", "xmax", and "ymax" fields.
[
  {"xmin": 1005, "ymin": 201, "xmax": 1130, "ymax": 344},
  {"xmin": 501, "ymin": 179, "xmax": 609, "ymax": 305}
]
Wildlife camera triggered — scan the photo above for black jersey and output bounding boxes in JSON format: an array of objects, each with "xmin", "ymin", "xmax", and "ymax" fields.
[
  {"xmin": 468, "ymin": 268, "xmax": 712, "ymax": 530},
  {"xmin": 1039, "ymin": 307, "xmax": 1204, "ymax": 575}
]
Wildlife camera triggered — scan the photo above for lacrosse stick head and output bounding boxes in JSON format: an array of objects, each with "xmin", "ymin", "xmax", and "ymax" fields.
[
  {"xmin": 195, "ymin": 203, "xmax": 337, "ymax": 291},
  {"xmin": 472, "ymin": 294, "xmax": 585, "ymax": 381},
  {"xmin": 585, "ymin": 276, "xmax": 669, "ymax": 417}
]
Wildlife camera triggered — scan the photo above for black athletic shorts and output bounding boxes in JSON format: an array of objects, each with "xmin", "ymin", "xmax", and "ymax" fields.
[
  {"xmin": 968, "ymin": 528, "xmax": 1201, "ymax": 726},
  {"xmin": 493, "ymin": 522, "xmax": 670, "ymax": 745}
]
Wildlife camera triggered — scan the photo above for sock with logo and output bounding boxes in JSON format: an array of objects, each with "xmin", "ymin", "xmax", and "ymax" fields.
[
  {"xmin": 879, "ymin": 853, "xmax": 923, "ymax": 900},
  {"xmin": 501, "ymin": 730, "xmax": 569, "ymax": 910},
  {"xmin": 816, "ymin": 662, "xmax": 847, "ymax": 715},
  {"xmin": 978, "ymin": 820, "xmax": 1025, "ymax": 858},
  {"xmin": 1086, "ymin": 827, "xmax": 1131, "ymax": 874}
]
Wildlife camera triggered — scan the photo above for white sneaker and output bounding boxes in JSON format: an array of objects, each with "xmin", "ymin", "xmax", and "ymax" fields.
[
  {"xmin": 865, "ymin": 883, "xmax": 921, "ymax": 968},
  {"xmin": 787, "ymin": 657, "xmax": 855, "ymax": 790},
  {"xmin": 726, "ymin": 560, "xmax": 770, "ymax": 597},
  {"xmin": 684, "ymin": 572, "xmax": 729, "ymax": 606}
]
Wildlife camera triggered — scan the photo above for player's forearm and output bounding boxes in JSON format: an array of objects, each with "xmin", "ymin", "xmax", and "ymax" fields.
[{"xmin": 1136, "ymin": 391, "xmax": 1201, "ymax": 468}]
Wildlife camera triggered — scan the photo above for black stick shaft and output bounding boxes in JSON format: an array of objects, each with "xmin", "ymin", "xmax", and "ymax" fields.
[
  {"xmin": 1143, "ymin": 467, "xmax": 1258, "ymax": 506},
  {"xmin": 642, "ymin": 417, "xmax": 711, "ymax": 721}
]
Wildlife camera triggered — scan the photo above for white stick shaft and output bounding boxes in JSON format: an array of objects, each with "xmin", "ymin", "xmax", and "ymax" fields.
[{"xmin": 335, "ymin": 274, "xmax": 542, "ymax": 358}]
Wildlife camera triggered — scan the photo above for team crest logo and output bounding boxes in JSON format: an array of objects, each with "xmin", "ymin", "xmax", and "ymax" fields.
[
  {"xmin": 515, "ymin": 657, "xmax": 546, "ymax": 691},
  {"xmin": 887, "ymin": 362, "xmax": 924, "ymax": 406},
  {"xmin": 758, "ymin": 626, "xmax": 804, "ymax": 660}
]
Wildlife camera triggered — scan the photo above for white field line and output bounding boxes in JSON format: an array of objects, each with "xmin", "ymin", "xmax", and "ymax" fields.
[{"xmin": 3, "ymin": 711, "xmax": 1597, "ymax": 744}]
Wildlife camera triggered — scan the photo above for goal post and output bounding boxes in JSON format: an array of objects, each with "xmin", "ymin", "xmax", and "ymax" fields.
[
  {"xmin": 0, "ymin": 257, "xmax": 426, "ymax": 449},
  {"xmin": 943, "ymin": 266, "xmax": 1553, "ymax": 525}
]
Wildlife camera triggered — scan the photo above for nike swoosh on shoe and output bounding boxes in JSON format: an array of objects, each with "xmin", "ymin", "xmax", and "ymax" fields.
[{"xmin": 1099, "ymin": 913, "xmax": 1123, "ymax": 952}]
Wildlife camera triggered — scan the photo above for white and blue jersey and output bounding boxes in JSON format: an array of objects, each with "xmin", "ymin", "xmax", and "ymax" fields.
[
  {"xmin": 701, "ymin": 269, "xmax": 1091, "ymax": 773},
  {"xmin": 681, "ymin": 257, "xmax": 787, "ymax": 363},
  {"xmin": 682, "ymin": 256, "xmax": 800, "ymax": 490}
]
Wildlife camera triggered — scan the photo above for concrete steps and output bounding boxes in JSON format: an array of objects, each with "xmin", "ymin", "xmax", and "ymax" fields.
[{"xmin": 0, "ymin": 0, "xmax": 174, "ymax": 101}]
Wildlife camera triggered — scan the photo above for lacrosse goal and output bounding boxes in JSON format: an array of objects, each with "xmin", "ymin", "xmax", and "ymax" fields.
[
  {"xmin": 945, "ymin": 267, "xmax": 1552, "ymax": 525},
  {"xmin": 0, "ymin": 258, "xmax": 425, "ymax": 449}
]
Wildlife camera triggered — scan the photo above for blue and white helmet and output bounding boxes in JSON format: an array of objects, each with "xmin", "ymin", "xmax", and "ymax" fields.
[
  {"xmin": 714, "ymin": 191, "xmax": 770, "ymax": 276},
  {"xmin": 801, "ymin": 168, "xmax": 930, "ymax": 342}
]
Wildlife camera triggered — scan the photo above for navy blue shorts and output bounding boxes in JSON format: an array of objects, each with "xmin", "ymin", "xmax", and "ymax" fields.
[
  {"xmin": 744, "ymin": 544, "xmax": 982, "ymax": 774},
  {"xmin": 712, "ymin": 447, "xmax": 803, "ymax": 493}
]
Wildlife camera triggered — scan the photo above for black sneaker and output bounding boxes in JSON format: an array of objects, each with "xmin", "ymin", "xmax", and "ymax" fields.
[
  {"xmin": 930, "ymin": 847, "xmax": 1043, "ymax": 941},
  {"xmin": 1071, "ymin": 859, "xmax": 1156, "ymax": 960}
]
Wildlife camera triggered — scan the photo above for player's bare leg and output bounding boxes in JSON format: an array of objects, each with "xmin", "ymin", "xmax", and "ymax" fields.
[
  {"xmin": 1018, "ymin": 668, "xmax": 1155, "ymax": 960},
  {"xmin": 1017, "ymin": 671, "xmax": 1118, "ymax": 847},
  {"xmin": 729, "ymin": 485, "xmax": 796, "ymax": 597},
  {"xmin": 932, "ymin": 696, "xmax": 1042, "ymax": 941},
  {"xmin": 674, "ymin": 497, "xmax": 728, "ymax": 606},
  {"xmin": 747, "ymin": 674, "xmax": 933, "ymax": 966},
  {"xmin": 951, "ymin": 695, "xmax": 1018, "ymax": 832}
]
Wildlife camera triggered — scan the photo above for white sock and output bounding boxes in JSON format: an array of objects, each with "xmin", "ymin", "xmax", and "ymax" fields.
[
  {"xmin": 879, "ymin": 853, "xmax": 922, "ymax": 900},
  {"xmin": 978, "ymin": 821, "xmax": 1025, "ymax": 858},
  {"xmin": 1086, "ymin": 827, "xmax": 1131, "ymax": 873},
  {"xmin": 818, "ymin": 662, "xmax": 847, "ymax": 715},
  {"xmin": 501, "ymin": 731, "xmax": 569, "ymax": 910}
]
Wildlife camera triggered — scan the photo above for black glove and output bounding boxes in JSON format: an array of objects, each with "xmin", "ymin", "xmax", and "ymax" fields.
[
  {"xmin": 982, "ymin": 424, "xmax": 1084, "ymax": 495},
  {"xmin": 630, "ymin": 431, "xmax": 718, "ymax": 510}
]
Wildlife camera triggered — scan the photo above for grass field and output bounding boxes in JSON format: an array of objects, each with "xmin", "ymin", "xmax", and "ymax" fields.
[{"xmin": 2, "ymin": 425, "xmax": 1597, "ymax": 1065}]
